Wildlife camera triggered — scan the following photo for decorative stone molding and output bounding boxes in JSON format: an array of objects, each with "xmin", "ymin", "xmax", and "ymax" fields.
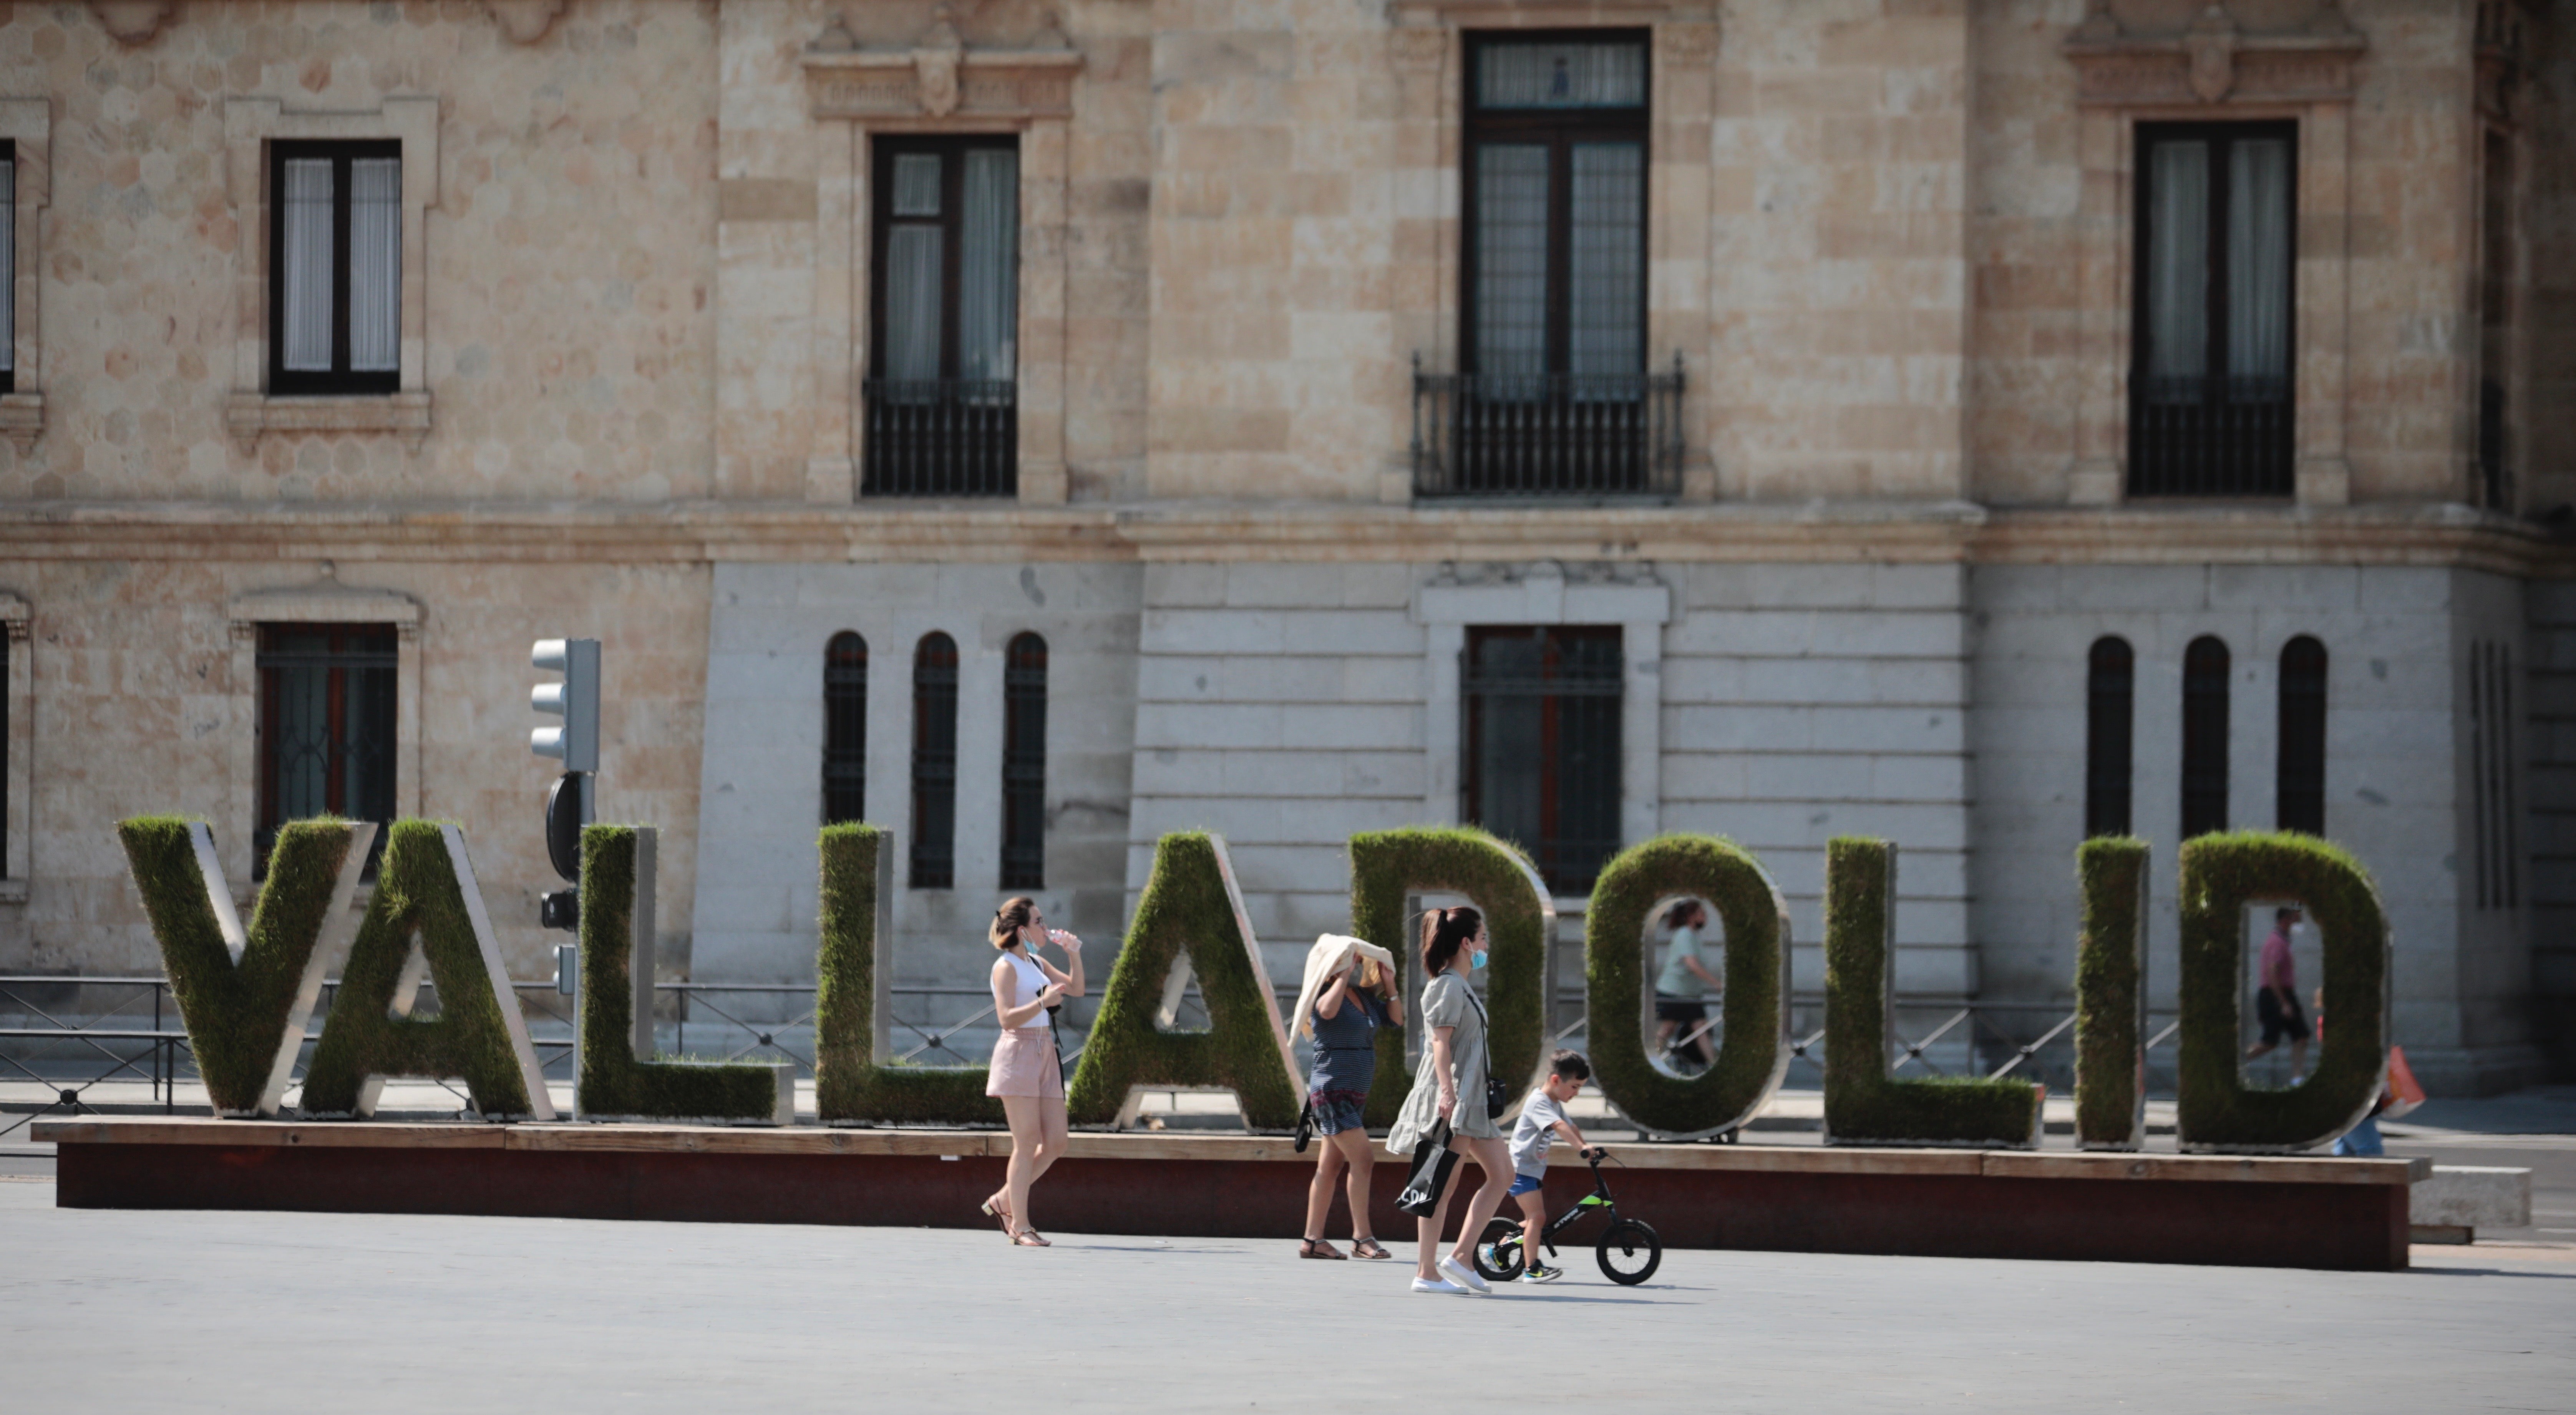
[
  {"xmin": 483, "ymin": 0, "xmax": 568, "ymax": 46},
  {"xmin": 803, "ymin": 5, "xmax": 1080, "ymax": 122},
  {"xmin": 87, "ymin": 0, "xmax": 176, "ymax": 46},
  {"xmin": 1, "ymin": 98, "xmax": 48, "ymax": 453},
  {"xmin": 2063, "ymin": 2, "xmax": 2367, "ymax": 108},
  {"xmin": 222, "ymin": 98, "xmax": 440, "ymax": 453},
  {"xmin": 2474, "ymin": 1, "xmax": 2528, "ymax": 125},
  {"xmin": 1388, "ymin": 0, "xmax": 1705, "ymax": 26},
  {"xmin": 1, "ymin": 589, "xmax": 26, "ymax": 897}
]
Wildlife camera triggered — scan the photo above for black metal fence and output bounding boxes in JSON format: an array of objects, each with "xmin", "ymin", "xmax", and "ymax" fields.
[
  {"xmin": 2128, "ymin": 373, "xmax": 2292, "ymax": 497},
  {"xmin": 861, "ymin": 377, "xmax": 1017, "ymax": 497},
  {"xmin": 1412, "ymin": 355, "xmax": 1685, "ymax": 499}
]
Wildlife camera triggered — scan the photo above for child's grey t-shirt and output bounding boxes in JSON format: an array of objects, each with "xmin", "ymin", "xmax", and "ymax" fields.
[{"xmin": 1510, "ymin": 1091, "xmax": 1569, "ymax": 1178}]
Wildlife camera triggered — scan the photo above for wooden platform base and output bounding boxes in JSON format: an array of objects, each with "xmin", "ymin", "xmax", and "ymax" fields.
[{"xmin": 35, "ymin": 1118, "xmax": 2425, "ymax": 1271}]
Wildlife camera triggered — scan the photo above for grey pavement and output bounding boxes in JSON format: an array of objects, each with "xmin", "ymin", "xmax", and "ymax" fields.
[{"xmin": 2, "ymin": 1181, "xmax": 2571, "ymax": 1413}]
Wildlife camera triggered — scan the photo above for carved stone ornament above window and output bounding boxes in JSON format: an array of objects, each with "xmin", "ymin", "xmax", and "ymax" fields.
[
  {"xmin": 87, "ymin": 0, "xmax": 176, "ymax": 46},
  {"xmin": 2063, "ymin": 0, "xmax": 2368, "ymax": 108},
  {"xmin": 804, "ymin": 2, "xmax": 1080, "ymax": 122},
  {"xmin": 1387, "ymin": 0, "xmax": 1711, "ymax": 27},
  {"xmin": 2474, "ymin": 0, "xmax": 2528, "ymax": 124}
]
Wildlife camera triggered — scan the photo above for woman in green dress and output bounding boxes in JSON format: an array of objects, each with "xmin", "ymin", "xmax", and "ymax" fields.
[{"xmin": 1385, "ymin": 905, "xmax": 1515, "ymax": 1295}]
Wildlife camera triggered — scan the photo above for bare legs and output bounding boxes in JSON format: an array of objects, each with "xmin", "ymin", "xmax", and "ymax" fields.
[
  {"xmin": 1412, "ymin": 1133, "xmax": 1516, "ymax": 1282},
  {"xmin": 1303, "ymin": 1127, "xmax": 1378, "ymax": 1244},
  {"xmin": 994, "ymin": 1091, "xmax": 1071, "ymax": 1238}
]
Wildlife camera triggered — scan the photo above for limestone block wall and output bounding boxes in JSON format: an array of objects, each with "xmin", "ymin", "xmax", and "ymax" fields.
[
  {"xmin": 690, "ymin": 561, "xmax": 1141, "ymax": 990},
  {"xmin": 1968, "ymin": 563, "xmax": 2542, "ymax": 1092},
  {"xmin": 0, "ymin": 557, "xmax": 710, "ymax": 982},
  {"xmin": 0, "ymin": 0, "xmax": 719, "ymax": 502},
  {"xmin": 1659, "ymin": 561, "xmax": 1975, "ymax": 999}
]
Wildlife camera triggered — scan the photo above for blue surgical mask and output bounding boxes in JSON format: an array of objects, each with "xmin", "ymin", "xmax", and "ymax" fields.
[{"xmin": 1469, "ymin": 948, "xmax": 1489, "ymax": 970}]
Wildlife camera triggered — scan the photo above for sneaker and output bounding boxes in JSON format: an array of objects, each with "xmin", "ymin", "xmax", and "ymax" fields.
[
  {"xmin": 1436, "ymin": 1253, "xmax": 1493, "ymax": 1295},
  {"xmin": 1411, "ymin": 1277, "xmax": 1469, "ymax": 1296},
  {"xmin": 1520, "ymin": 1261, "xmax": 1563, "ymax": 1283}
]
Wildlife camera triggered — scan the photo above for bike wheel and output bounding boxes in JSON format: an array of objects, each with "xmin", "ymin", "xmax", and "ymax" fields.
[
  {"xmin": 1596, "ymin": 1218, "xmax": 1662, "ymax": 1286},
  {"xmin": 1473, "ymin": 1217, "xmax": 1527, "ymax": 1283}
]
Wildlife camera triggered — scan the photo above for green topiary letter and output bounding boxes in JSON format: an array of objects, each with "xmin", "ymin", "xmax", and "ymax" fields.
[
  {"xmin": 1583, "ymin": 834, "xmax": 1790, "ymax": 1139},
  {"xmin": 1822, "ymin": 837, "xmax": 2042, "ymax": 1148},
  {"xmin": 302, "ymin": 822, "xmax": 556, "ymax": 1120},
  {"xmin": 2074, "ymin": 836, "xmax": 2150, "ymax": 1150},
  {"xmin": 117, "ymin": 816, "xmax": 373, "ymax": 1118},
  {"xmin": 1067, "ymin": 832, "xmax": 1300, "ymax": 1130},
  {"xmin": 2175, "ymin": 831, "xmax": 2389, "ymax": 1153},
  {"xmin": 1344, "ymin": 827, "xmax": 1554, "ymax": 1127},
  {"xmin": 575, "ymin": 825, "xmax": 793, "ymax": 1124},
  {"xmin": 814, "ymin": 823, "xmax": 1002, "ymax": 1126}
]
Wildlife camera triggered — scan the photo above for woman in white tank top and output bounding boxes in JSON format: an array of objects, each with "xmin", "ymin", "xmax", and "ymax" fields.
[{"xmin": 982, "ymin": 896, "xmax": 1085, "ymax": 1246}]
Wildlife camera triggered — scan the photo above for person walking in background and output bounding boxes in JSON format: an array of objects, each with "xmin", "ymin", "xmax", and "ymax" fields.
[
  {"xmin": 1503, "ymin": 1050, "xmax": 1603, "ymax": 1282},
  {"xmin": 1386, "ymin": 906, "xmax": 1517, "ymax": 1296},
  {"xmin": 2246, "ymin": 906, "xmax": 2309, "ymax": 1085},
  {"xmin": 1290, "ymin": 934, "xmax": 1404, "ymax": 1260},
  {"xmin": 1653, "ymin": 900, "xmax": 1721, "ymax": 1073},
  {"xmin": 981, "ymin": 897, "xmax": 1083, "ymax": 1247}
]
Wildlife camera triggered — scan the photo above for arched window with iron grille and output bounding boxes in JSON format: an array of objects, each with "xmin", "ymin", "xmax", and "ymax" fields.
[
  {"xmin": 910, "ymin": 632, "xmax": 959, "ymax": 889},
  {"xmin": 1001, "ymin": 632, "xmax": 1047, "ymax": 889},
  {"xmin": 2276, "ymin": 635, "xmax": 2327, "ymax": 835},
  {"xmin": 823, "ymin": 632, "xmax": 867, "ymax": 825},
  {"xmin": 2181, "ymin": 635, "xmax": 2231, "ymax": 839},
  {"xmin": 2085, "ymin": 636, "xmax": 2134, "ymax": 838}
]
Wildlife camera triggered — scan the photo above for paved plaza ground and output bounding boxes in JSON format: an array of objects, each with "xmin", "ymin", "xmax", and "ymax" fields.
[{"xmin": 1, "ymin": 1177, "xmax": 2570, "ymax": 1414}]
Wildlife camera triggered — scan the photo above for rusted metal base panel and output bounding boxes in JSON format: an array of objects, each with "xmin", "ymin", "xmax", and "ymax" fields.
[{"xmin": 54, "ymin": 1141, "xmax": 2408, "ymax": 1271}]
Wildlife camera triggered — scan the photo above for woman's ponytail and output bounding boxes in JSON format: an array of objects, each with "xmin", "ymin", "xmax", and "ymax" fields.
[
  {"xmin": 1419, "ymin": 905, "xmax": 1483, "ymax": 975},
  {"xmin": 990, "ymin": 897, "xmax": 1037, "ymax": 949}
]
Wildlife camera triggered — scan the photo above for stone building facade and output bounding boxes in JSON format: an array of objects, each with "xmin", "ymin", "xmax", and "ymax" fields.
[{"xmin": 0, "ymin": 0, "xmax": 2567, "ymax": 1092}]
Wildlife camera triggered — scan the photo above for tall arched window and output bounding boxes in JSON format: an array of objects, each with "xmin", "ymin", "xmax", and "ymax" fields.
[
  {"xmin": 1001, "ymin": 632, "xmax": 1048, "ymax": 889},
  {"xmin": 910, "ymin": 632, "xmax": 959, "ymax": 889},
  {"xmin": 2085, "ymin": 637, "xmax": 2135, "ymax": 837},
  {"xmin": 823, "ymin": 632, "xmax": 867, "ymax": 825},
  {"xmin": 2276, "ymin": 635, "xmax": 2327, "ymax": 835},
  {"xmin": 2181, "ymin": 635, "xmax": 2231, "ymax": 839}
]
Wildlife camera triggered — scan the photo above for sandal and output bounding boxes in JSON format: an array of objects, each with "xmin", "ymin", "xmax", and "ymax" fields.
[
  {"xmin": 980, "ymin": 1196, "xmax": 1014, "ymax": 1238},
  {"xmin": 1298, "ymin": 1238, "xmax": 1347, "ymax": 1260},
  {"xmin": 1011, "ymin": 1229, "xmax": 1052, "ymax": 1247},
  {"xmin": 1349, "ymin": 1238, "xmax": 1392, "ymax": 1261}
]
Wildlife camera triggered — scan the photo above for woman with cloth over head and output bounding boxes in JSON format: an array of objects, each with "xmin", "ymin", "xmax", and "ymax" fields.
[
  {"xmin": 979, "ymin": 897, "xmax": 1083, "ymax": 1247},
  {"xmin": 1385, "ymin": 906, "xmax": 1516, "ymax": 1295},
  {"xmin": 1290, "ymin": 933, "xmax": 1405, "ymax": 1260}
]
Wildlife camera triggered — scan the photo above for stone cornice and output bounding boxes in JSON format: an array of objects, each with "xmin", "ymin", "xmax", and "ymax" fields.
[{"xmin": 0, "ymin": 500, "xmax": 2564, "ymax": 576}]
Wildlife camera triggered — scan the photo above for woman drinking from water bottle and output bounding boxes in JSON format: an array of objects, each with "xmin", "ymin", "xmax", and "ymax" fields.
[{"xmin": 980, "ymin": 897, "xmax": 1083, "ymax": 1247}]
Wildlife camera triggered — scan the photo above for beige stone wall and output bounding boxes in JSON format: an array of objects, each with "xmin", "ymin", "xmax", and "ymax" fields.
[
  {"xmin": 0, "ymin": 0, "xmax": 719, "ymax": 503},
  {"xmin": 0, "ymin": 555, "xmax": 710, "ymax": 979}
]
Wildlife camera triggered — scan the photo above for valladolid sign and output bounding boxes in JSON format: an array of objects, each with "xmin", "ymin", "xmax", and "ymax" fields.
[{"xmin": 117, "ymin": 815, "xmax": 2390, "ymax": 1155}]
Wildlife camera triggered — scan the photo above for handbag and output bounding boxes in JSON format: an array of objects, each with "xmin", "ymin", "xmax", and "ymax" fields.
[
  {"xmin": 1292, "ymin": 1097, "xmax": 1316, "ymax": 1153},
  {"xmin": 1395, "ymin": 1118, "xmax": 1459, "ymax": 1217},
  {"xmin": 1458, "ymin": 983, "xmax": 1512, "ymax": 1120}
]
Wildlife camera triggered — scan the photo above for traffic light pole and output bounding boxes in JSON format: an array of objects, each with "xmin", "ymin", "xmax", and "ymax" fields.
[{"xmin": 532, "ymin": 638, "xmax": 601, "ymax": 934}]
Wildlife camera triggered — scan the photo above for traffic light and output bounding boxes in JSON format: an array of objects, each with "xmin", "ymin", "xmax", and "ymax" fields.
[
  {"xmin": 530, "ymin": 639, "xmax": 600, "ymax": 773},
  {"xmin": 533, "ymin": 638, "xmax": 600, "ymax": 931}
]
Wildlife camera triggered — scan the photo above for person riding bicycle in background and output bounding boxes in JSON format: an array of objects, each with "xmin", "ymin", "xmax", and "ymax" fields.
[{"xmin": 1505, "ymin": 1050, "xmax": 1605, "ymax": 1282}]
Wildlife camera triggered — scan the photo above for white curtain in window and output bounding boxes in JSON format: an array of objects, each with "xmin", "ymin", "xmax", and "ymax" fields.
[
  {"xmin": 1474, "ymin": 144, "xmax": 1549, "ymax": 383},
  {"xmin": 349, "ymin": 158, "xmax": 401, "ymax": 373},
  {"xmin": 1478, "ymin": 40, "xmax": 1647, "ymax": 109},
  {"xmin": 2142, "ymin": 139, "xmax": 2208, "ymax": 387},
  {"xmin": 1568, "ymin": 142, "xmax": 1644, "ymax": 377},
  {"xmin": 2228, "ymin": 136, "xmax": 2291, "ymax": 387},
  {"xmin": 883, "ymin": 226, "xmax": 944, "ymax": 384},
  {"xmin": 891, "ymin": 153, "xmax": 941, "ymax": 217},
  {"xmin": 280, "ymin": 158, "xmax": 336, "ymax": 372},
  {"xmin": 0, "ymin": 158, "xmax": 13, "ymax": 374},
  {"xmin": 958, "ymin": 148, "xmax": 1018, "ymax": 384}
]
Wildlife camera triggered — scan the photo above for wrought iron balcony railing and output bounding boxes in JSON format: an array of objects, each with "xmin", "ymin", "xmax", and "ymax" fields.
[
  {"xmin": 861, "ymin": 378, "xmax": 1017, "ymax": 498},
  {"xmin": 2127, "ymin": 373, "xmax": 2292, "ymax": 498},
  {"xmin": 1411, "ymin": 355, "xmax": 1685, "ymax": 499}
]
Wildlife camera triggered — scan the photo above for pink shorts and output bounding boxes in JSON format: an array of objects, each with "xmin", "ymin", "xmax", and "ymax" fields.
[{"xmin": 985, "ymin": 1027, "xmax": 1064, "ymax": 1099}]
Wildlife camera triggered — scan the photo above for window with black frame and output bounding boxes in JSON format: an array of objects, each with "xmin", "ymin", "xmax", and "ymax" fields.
[
  {"xmin": 2276, "ymin": 635, "xmax": 2326, "ymax": 835},
  {"xmin": 1000, "ymin": 632, "xmax": 1046, "ymax": 890},
  {"xmin": 2130, "ymin": 122, "xmax": 2295, "ymax": 497},
  {"xmin": 823, "ymin": 631, "xmax": 867, "ymax": 825},
  {"xmin": 269, "ymin": 141, "xmax": 401, "ymax": 396},
  {"xmin": 2180, "ymin": 635, "xmax": 2231, "ymax": 839},
  {"xmin": 2, "ymin": 139, "xmax": 15, "ymax": 395},
  {"xmin": 910, "ymin": 632, "xmax": 960, "ymax": 888},
  {"xmin": 256, "ymin": 624, "xmax": 397, "ymax": 877},
  {"xmin": 1417, "ymin": 33, "xmax": 1675, "ymax": 499},
  {"xmin": 866, "ymin": 136, "xmax": 1019, "ymax": 498},
  {"xmin": 1462, "ymin": 626, "xmax": 1622, "ymax": 894},
  {"xmin": 2085, "ymin": 636, "xmax": 2134, "ymax": 838}
]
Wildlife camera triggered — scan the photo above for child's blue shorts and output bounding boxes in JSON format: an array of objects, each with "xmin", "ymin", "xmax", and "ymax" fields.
[{"xmin": 1508, "ymin": 1173, "xmax": 1545, "ymax": 1196}]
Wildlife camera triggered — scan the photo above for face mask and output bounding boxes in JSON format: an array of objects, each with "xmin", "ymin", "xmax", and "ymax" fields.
[{"xmin": 1469, "ymin": 948, "xmax": 1489, "ymax": 970}]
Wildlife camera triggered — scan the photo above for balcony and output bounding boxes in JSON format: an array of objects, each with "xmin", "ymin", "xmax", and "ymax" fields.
[
  {"xmin": 861, "ymin": 378, "xmax": 1017, "ymax": 498},
  {"xmin": 1411, "ymin": 355, "xmax": 1685, "ymax": 500},
  {"xmin": 2127, "ymin": 374, "xmax": 2291, "ymax": 498}
]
